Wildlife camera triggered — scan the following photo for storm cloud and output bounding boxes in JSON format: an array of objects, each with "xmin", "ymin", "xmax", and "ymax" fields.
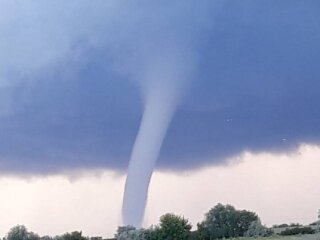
[{"xmin": 0, "ymin": 0, "xmax": 320, "ymax": 175}]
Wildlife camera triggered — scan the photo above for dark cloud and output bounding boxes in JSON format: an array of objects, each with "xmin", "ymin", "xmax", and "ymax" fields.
[{"xmin": 1, "ymin": 0, "xmax": 320, "ymax": 174}]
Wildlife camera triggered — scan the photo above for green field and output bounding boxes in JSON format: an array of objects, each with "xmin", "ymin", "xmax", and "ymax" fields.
[{"xmin": 234, "ymin": 233, "xmax": 320, "ymax": 240}]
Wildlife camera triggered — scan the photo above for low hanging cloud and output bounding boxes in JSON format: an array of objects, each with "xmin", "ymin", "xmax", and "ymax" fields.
[{"xmin": 0, "ymin": 0, "xmax": 320, "ymax": 175}]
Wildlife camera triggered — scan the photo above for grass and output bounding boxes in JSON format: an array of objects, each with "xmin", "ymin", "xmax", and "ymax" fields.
[{"xmin": 232, "ymin": 233, "xmax": 320, "ymax": 240}]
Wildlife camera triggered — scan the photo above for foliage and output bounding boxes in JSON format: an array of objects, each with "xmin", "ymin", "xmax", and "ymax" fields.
[
  {"xmin": 4, "ymin": 204, "xmax": 319, "ymax": 240},
  {"xmin": 272, "ymin": 224, "xmax": 289, "ymax": 228},
  {"xmin": 7, "ymin": 225, "xmax": 40, "ymax": 240},
  {"xmin": 115, "ymin": 225, "xmax": 135, "ymax": 238},
  {"xmin": 88, "ymin": 237, "xmax": 102, "ymax": 240},
  {"xmin": 56, "ymin": 232, "xmax": 87, "ymax": 240},
  {"xmin": 244, "ymin": 220, "xmax": 273, "ymax": 237},
  {"xmin": 187, "ymin": 231, "xmax": 200, "ymax": 240},
  {"xmin": 309, "ymin": 221, "xmax": 320, "ymax": 226},
  {"xmin": 115, "ymin": 226, "xmax": 142, "ymax": 240},
  {"xmin": 115, "ymin": 226, "xmax": 151, "ymax": 240},
  {"xmin": 143, "ymin": 226, "xmax": 161, "ymax": 240},
  {"xmin": 289, "ymin": 223, "xmax": 302, "ymax": 227},
  {"xmin": 309, "ymin": 222, "xmax": 318, "ymax": 226},
  {"xmin": 155, "ymin": 213, "xmax": 192, "ymax": 240},
  {"xmin": 197, "ymin": 203, "xmax": 259, "ymax": 239},
  {"xmin": 280, "ymin": 226, "xmax": 315, "ymax": 236},
  {"xmin": 239, "ymin": 233, "xmax": 320, "ymax": 240},
  {"xmin": 40, "ymin": 236, "xmax": 53, "ymax": 240}
]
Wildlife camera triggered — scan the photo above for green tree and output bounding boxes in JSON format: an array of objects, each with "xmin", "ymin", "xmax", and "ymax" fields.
[
  {"xmin": 156, "ymin": 213, "xmax": 192, "ymax": 240},
  {"xmin": 7, "ymin": 225, "xmax": 28, "ymax": 240},
  {"xmin": 244, "ymin": 220, "xmax": 271, "ymax": 237},
  {"xmin": 237, "ymin": 209, "xmax": 259, "ymax": 236},
  {"xmin": 6, "ymin": 225, "xmax": 40, "ymax": 240},
  {"xmin": 7, "ymin": 226, "xmax": 40, "ymax": 240},
  {"xmin": 144, "ymin": 226, "xmax": 161, "ymax": 240},
  {"xmin": 115, "ymin": 226, "xmax": 148, "ymax": 240},
  {"xmin": 58, "ymin": 232, "xmax": 87, "ymax": 240},
  {"xmin": 197, "ymin": 203, "xmax": 258, "ymax": 239},
  {"xmin": 27, "ymin": 233, "xmax": 40, "ymax": 240}
]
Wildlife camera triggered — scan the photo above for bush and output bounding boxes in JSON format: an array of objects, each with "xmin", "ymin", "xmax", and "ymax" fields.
[
  {"xmin": 244, "ymin": 220, "xmax": 273, "ymax": 237},
  {"xmin": 57, "ymin": 232, "xmax": 87, "ymax": 240},
  {"xmin": 280, "ymin": 227, "xmax": 315, "ymax": 236},
  {"xmin": 289, "ymin": 223, "xmax": 302, "ymax": 227},
  {"xmin": 309, "ymin": 221, "xmax": 320, "ymax": 226},
  {"xmin": 115, "ymin": 226, "xmax": 148, "ymax": 240},
  {"xmin": 273, "ymin": 224, "xmax": 289, "ymax": 228}
]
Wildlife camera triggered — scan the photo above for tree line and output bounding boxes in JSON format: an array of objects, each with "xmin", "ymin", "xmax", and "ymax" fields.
[
  {"xmin": 3, "ymin": 203, "xmax": 317, "ymax": 240},
  {"xmin": 115, "ymin": 203, "xmax": 271, "ymax": 240}
]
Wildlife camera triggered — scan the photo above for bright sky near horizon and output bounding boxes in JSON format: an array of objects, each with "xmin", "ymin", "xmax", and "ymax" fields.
[{"xmin": 1, "ymin": 144, "xmax": 319, "ymax": 238}]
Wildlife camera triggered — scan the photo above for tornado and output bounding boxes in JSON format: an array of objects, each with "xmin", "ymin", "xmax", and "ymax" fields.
[
  {"xmin": 122, "ymin": 51, "xmax": 190, "ymax": 227},
  {"xmin": 122, "ymin": 87, "xmax": 176, "ymax": 227}
]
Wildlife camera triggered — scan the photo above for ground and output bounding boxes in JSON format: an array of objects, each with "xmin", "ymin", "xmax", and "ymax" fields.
[{"xmin": 234, "ymin": 233, "xmax": 320, "ymax": 240}]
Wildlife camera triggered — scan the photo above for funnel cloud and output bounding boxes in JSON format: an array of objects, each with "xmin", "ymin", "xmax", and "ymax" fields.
[
  {"xmin": 122, "ymin": 83, "xmax": 177, "ymax": 227},
  {"xmin": 122, "ymin": 50, "xmax": 193, "ymax": 226}
]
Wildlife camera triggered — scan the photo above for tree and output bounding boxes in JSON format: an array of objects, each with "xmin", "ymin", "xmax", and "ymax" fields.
[
  {"xmin": 7, "ymin": 225, "xmax": 28, "ymax": 240},
  {"xmin": 197, "ymin": 203, "xmax": 258, "ymax": 239},
  {"xmin": 289, "ymin": 223, "xmax": 302, "ymax": 227},
  {"xmin": 58, "ymin": 232, "xmax": 87, "ymax": 240},
  {"xmin": 115, "ymin": 226, "xmax": 149, "ymax": 240},
  {"xmin": 7, "ymin": 226, "xmax": 40, "ymax": 240},
  {"xmin": 27, "ymin": 233, "xmax": 40, "ymax": 240},
  {"xmin": 154, "ymin": 213, "xmax": 192, "ymax": 240},
  {"xmin": 237, "ymin": 209, "xmax": 260, "ymax": 236},
  {"xmin": 244, "ymin": 220, "xmax": 272, "ymax": 237},
  {"xmin": 40, "ymin": 236, "xmax": 53, "ymax": 240},
  {"xmin": 144, "ymin": 226, "xmax": 161, "ymax": 240}
]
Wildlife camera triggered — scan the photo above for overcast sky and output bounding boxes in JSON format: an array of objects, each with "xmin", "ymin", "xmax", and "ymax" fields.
[{"xmin": 0, "ymin": 0, "xmax": 320, "ymax": 238}]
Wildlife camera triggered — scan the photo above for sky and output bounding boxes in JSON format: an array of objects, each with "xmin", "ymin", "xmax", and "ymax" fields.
[
  {"xmin": 1, "ymin": 144, "xmax": 320, "ymax": 237},
  {"xmin": 0, "ymin": 0, "xmax": 320, "ymax": 238}
]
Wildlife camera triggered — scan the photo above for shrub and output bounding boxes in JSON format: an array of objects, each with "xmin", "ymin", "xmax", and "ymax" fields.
[
  {"xmin": 273, "ymin": 224, "xmax": 289, "ymax": 228},
  {"xmin": 280, "ymin": 227, "xmax": 315, "ymax": 236},
  {"xmin": 244, "ymin": 220, "xmax": 273, "ymax": 237},
  {"xmin": 114, "ymin": 226, "xmax": 149, "ymax": 240}
]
